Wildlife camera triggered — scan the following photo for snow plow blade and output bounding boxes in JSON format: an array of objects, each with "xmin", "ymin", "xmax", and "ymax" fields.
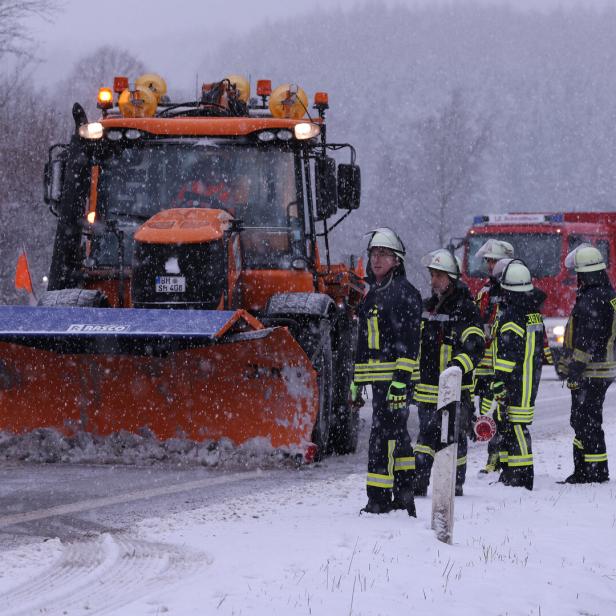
[{"xmin": 0, "ymin": 306, "xmax": 318, "ymax": 450}]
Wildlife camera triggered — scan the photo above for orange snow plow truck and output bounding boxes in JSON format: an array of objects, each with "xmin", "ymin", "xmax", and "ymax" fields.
[{"xmin": 0, "ymin": 74, "xmax": 365, "ymax": 460}]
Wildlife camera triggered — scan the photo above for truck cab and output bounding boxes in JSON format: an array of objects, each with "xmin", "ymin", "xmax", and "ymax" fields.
[{"xmin": 461, "ymin": 212, "xmax": 616, "ymax": 354}]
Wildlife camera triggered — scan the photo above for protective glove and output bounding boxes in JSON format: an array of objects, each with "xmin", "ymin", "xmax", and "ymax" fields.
[
  {"xmin": 386, "ymin": 381, "xmax": 407, "ymax": 410},
  {"xmin": 566, "ymin": 379, "xmax": 580, "ymax": 390},
  {"xmin": 555, "ymin": 359, "xmax": 569, "ymax": 380},
  {"xmin": 489, "ymin": 380, "xmax": 507, "ymax": 402},
  {"xmin": 349, "ymin": 382, "xmax": 365, "ymax": 409}
]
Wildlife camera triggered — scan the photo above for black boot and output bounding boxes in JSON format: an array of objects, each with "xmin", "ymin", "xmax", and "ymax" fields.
[
  {"xmin": 360, "ymin": 499, "xmax": 392, "ymax": 514},
  {"xmin": 558, "ymin": 471, "xmax": 589, "ymax": 485},
  {"xmin": 391, "ymin": 495, "xmax": 417, "ymax": 517},
  {"xmin": 455, "ymin": 484, "xmax": 464, "ymax": 496}
]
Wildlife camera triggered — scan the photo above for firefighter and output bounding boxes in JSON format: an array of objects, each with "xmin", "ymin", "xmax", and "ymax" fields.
[
  {"xmin": 413, "ymin": 249, "xmax": 485, "ymax": 497},
  {"xmin": 353, "ymin": 228, "xmax": 422, "ymax": 516},
  {"xmin": 556, "ymin": 244, "xmax": 615, "ymax": 484},
  {"xmin": 490, "ymin": 260, "xmax": 544, "ymax": 490},
  {"xmin": 473, "ymin": 239, "xmax": 515, "ymax": 473}
]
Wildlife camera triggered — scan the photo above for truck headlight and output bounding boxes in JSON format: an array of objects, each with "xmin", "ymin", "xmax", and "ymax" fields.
[
  {"xmin": 78, "ymin": 122, "xmax": 104, "ymax": 140},
  {"xmin": 294, "ymin": 123, "xmax": 320, "ymax": 140}
]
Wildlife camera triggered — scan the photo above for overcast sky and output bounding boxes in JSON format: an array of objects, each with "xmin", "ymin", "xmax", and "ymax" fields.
[{"xmin": 26, "ymin": 0, "xmax": 611, "ymax": 90}]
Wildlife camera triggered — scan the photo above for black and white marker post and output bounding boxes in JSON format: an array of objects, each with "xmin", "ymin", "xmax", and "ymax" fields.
[{"xmin": 431, "ymin": 366, "xmax": 462, "ymax": 544}]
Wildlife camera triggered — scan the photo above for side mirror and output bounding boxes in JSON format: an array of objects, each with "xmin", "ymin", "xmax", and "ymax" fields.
[
  {"xmin": 43, "ymin": 145, "xmax": 68, "ymax": 208},
  {"xmin": 337, "ymin": 163, "xmax": 361, "ymax": 210},
  {"xmin": 315, "ymin": 156, "xmax": 338, "ymax": 220}
]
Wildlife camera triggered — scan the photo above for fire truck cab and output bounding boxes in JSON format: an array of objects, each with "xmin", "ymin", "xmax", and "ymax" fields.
[{"xmin": 461, "ymin": 212, "xmax": 616, "ymax": 357}]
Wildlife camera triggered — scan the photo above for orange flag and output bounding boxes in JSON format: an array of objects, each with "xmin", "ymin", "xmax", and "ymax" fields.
[{"xmin": 15, "ymin": 251, "xmax": 33, "ymax": 295}]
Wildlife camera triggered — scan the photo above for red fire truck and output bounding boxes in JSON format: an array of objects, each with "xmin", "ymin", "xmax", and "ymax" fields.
[{"xmin": 460, "ymin": 212, "xmax": 616, "ymax": 357}]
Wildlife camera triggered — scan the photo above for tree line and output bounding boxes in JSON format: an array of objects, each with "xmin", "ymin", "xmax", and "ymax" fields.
[{"xmin": 2, "ymin": 2, "xmax": 616, "ymax": 300}]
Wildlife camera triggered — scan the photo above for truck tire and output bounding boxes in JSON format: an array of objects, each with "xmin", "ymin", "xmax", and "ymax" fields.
[
  {"xmin": 38, "ymin": 288, "xmax": 109, "ymax": 308},
  {"xmin": 310, "ymin": 320, "xmax": 333, "ymax": 461}
]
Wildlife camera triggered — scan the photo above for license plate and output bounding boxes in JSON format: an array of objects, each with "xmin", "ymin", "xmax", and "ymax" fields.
[{"xmin": 155, "ymin": 276, "xmax": 186, "ymax": 293}]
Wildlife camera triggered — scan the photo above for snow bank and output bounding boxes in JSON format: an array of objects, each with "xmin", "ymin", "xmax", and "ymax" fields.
[
  {"xmin": 127, "ymin": 419, "xmax": 616, "ymax": 616},
  {"xmin": 0, "ymin": 429, "xmax": 302, "ymax": 469}
]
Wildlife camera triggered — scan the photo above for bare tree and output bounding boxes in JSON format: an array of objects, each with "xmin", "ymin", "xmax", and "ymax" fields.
[
  {"xmin": 0, "ymin": 0, "xmax": 58, "ymax": 108},
  {"xmin": 0, "ymin": 0, "xmax": 56, "ymax": 56},
  {"xmin": 60, "ymin": 46, "xmax": 147, "ymax": 118},
  {"xmin": 414, "ymin": 89, "xmax": 490, "ymax": 247}
]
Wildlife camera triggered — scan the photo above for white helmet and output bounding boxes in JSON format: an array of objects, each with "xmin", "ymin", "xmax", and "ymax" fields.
[
  {"xmin": 476, "ymin": 239, "xmax": 514, "ymax": 260},
  {"xmin": 492, "ymin": 257, "xmax": 514, "ymax": 281},
  {"xmin": 564, "ymin": 243, "xmax": 606, "ymax": 273},
  {"xmin": 500, "ymin": 260, "xmax": 533, "ymax": 292},
  {"xmin": 421, "ymin": 249, "xmax": 460, "ymax": 279},
  {"xmin": 366, "ymin": 227, "xmax": 405, "ymax": 260}
]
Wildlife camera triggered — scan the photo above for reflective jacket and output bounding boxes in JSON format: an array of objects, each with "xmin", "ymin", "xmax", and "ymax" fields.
[
  {"xmin": 354, "ymin": 267, "xmax": 422, "ymax": 386},
  {"xmin": 475, "ymin": 277, "xmax": 502, "ymax": 378},
  {"xmin": 413, "ymin": 282, "xmax": 485, "ymax": 405},
  {"xmin": 560, "ymin": 276, "xmax": 616, "ymax": 380},
  {"xmin": 492, "ymin": 292, "xmax": 545, "ymax": 424}
]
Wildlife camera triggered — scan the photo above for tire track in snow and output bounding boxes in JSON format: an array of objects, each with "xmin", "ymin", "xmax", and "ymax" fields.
[{"xmin": 0, "ymin": 533, "xmax": 205, "ymax": 615}]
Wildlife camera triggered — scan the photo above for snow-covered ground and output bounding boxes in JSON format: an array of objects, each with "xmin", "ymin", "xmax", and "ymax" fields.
[{"xmin": 0, "ymin": 375, "xmax": 615, "ymax": 615}]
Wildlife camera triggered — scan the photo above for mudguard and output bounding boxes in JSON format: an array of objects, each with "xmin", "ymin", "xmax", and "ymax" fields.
[{"xmin": 0, "ymin": 306, "xmax": 318, "ymax": 450}]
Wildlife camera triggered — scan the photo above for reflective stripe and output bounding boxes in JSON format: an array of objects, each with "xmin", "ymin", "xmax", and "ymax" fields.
[
  {"xmin": 416, "ymin": 383, "xmax": 439, "ymax": 392},
  {"xmin": 521, "ymin": 324, "xmax": 536, "ymax": 409},
  {"xmin": 440, "ymin": 344, "xmax": 452, "ymax": 373},
  {"xmin": 387, "ymin": 439, "xmax": 395, "ymax": 480},
  {"xmin": 499, "ymin": 451, "xmax": 509, "ymax": 464},
  {"xmin": 508, "ymin": 454, "xmax": 534, "ymax": 467},
  {"xmin": 572, "ymin": 347, "xmax": 591, "ymax": 363},
  {"xmin": 355, "ymin": 361, "xmax": 397, "ymax": 371},
  {"xmin": 367, "ymin": 308, "xmax": 380, "ymax": 350},
  {"xmin": 526, "ymin": 323, "xmax": 544, "ymax": 333},
  {"xmin": 606, "ymin": 306, "xmax": 616, "ymax": 363},
  {"xmin": 508, "ymin": 406, "xmax": 534, "ymax": 423},
  {"xmin": 583, "ymin": 361, "xmax": 616, "ymax": 379},
  {"xmin": 480, "ymin": 398, "xmax": 493, "ymax": 414},
  {"xmin": 354, "ymin": 360, "xmax": 396, "ymax": 383},
  {"xmin": 355, "ymin": 374, "xmax": 392, "ymax": 383},
  {"xmin": 394, "ymin": 456, "xmax": 416, "ymax": 471},
  {"xmin": 453, "ymin": 353, "xmax": 474, "ymax": 374},
  {"xmin": 584, "ymin": 452, "xmax": 608, "ymax": 463},
  {"xmin": 414, "ymin": 391, "xmax": 438, "ymax": 403},
  {"xmin": 415, "ymin": 444, "xmax": 435, "ymax": 458},
  {"xmin": 414, "ymin": 384, "xmax": 439, "ymax": 404},
  {"xmin": 501, "ymin": 322, "xmax": 525, "ymax": 337},
  {"xmin": 514, "ymin": 425, "xmax": 529, "ymax": 456},
  {"xmin": 475, "ymin": 367, "xmax": 495, "ymax": 377},
  {"xmin": 461, "ymin": 326, "xmax": 485, "ymax": 343},
  {"xmin": 456, "ymin": 455, "xmax": 467, "ymax": 467},
  {"xmin": 494, "ymin": 358, "xmax": 516, "ymax": 372},
  {"xmin": 395, "ymin": 357, "xmax": 418, "ymax": 374},
  {"xmin": 573, "ymin": 438, "xmax": 584, "ymax": 450},
  {"xmin": 366, "ymin": 473, "xmax": 394, "ymax": 488}
]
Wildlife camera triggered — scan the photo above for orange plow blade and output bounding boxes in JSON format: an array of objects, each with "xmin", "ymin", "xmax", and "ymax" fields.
[{"xmin": 0, "ymin": 307, "xmax": 318, "ymax": 450}]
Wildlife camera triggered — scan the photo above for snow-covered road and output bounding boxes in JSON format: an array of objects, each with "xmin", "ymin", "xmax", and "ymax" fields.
[{"xmin": 0, "ymin": 368, "xmax": 615, "ymax": 615}]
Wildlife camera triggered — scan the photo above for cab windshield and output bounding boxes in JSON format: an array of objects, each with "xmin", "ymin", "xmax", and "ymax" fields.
[
  {"xmin": 88, "ymin": 141, "xmax": 305, "ymax": 269},
  {"xmin": 467, "ymin": 233, "xmax": 562, "ymax": 278}
]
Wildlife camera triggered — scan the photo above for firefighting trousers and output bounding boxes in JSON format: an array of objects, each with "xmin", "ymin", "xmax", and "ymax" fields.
[
  {"xmin": 366, "ymin": 383, "xmax": 415, "ymax": 506},
  {"xmin": 414, "ymin": 394, "xmax": 470, "ymax": 493},
  {"xmin": 499, "ymin": 422, "xmax": 533, "ymax": 490},
  {"xmin": 570, "ymin": 378, "xmax": 612, "ymax": 482}
]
